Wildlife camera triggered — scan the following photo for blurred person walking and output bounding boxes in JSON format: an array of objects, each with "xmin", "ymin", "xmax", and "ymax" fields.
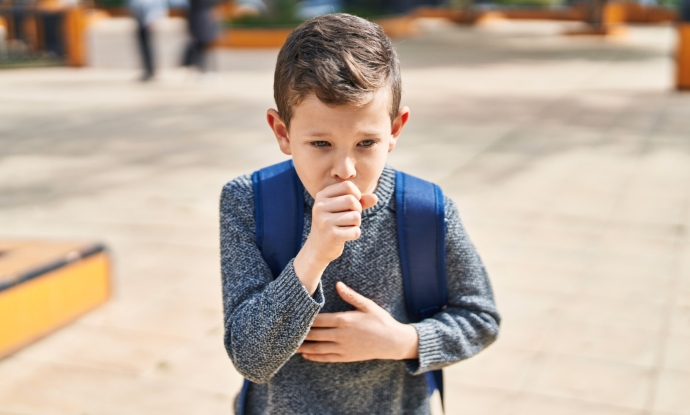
[
  {"xmin": 129, "ymin": 0, "xmax": 168, "ymax": 81},
  {"xmin": 7, "ymin": 0, "xmax": 34, "ymax": 51},
  {"xmin": 181, "ymin": 0, "xmax": 219, "ymax": 75},
  {"xmin": 681, "ymin": 0, "xmax": 690, "ymax": 22}
]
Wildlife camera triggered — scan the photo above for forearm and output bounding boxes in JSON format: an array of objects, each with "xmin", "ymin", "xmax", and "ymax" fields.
[
  {"xmin": 406, "ymin": 307, "xmax": 499, "ymax": 375},
  {"xmin": 224, "ymin": 261, "xmax": 324, "ymax": 383},
  {"xmin": 220, "ymin": 178, "xmax": 326, "ymax": 382}
]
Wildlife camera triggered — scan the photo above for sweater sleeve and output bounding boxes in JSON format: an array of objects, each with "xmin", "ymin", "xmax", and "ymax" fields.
[
  {"xmin": 219, "ymin": 176, "xmax": 324, "ymax": 384},
  {"xmin": 405, "ymin": 196, "xmax": 501, "ymax": 375}
]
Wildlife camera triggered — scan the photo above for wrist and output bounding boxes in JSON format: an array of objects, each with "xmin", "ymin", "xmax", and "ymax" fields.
[
  {"xmin": 299, "ymin": 238, "xmax": 333, "ymax": 270},
  {"xmin": 293, "ymin": 240, "xmax": 330, "ymax": 295},
  {"xmin": 395, "ymin": 323, "xmax": 419, "ymax": 360}
]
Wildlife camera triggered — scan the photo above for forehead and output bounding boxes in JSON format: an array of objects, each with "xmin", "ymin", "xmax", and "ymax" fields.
[{"xmin": 290, "ymin": 90, "xmax": 392, "ymax": 134}]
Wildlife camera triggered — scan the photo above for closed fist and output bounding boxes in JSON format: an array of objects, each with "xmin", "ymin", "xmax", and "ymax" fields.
[{"xmin": 308, "ymin": 181, "xmax": 378, "ymax": 263}]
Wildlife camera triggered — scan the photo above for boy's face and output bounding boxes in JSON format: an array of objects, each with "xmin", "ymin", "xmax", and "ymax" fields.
[{"xmin": 267, "ymin": 90, "xmax": 410, "ymax": 197}]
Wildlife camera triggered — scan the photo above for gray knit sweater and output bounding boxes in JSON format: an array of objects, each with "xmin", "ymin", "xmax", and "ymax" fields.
[{"xmin": 220, "ymin": 166, "xmax": 500, "ymax": 415}]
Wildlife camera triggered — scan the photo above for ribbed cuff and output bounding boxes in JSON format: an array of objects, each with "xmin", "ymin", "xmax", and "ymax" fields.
[
  {"xmin": 271, "ymin": 259, "xmax": 324, "ymax": 319},
  {"xmin": 405, "ymin": 321, "xmax": 446, "ymax": 375}
]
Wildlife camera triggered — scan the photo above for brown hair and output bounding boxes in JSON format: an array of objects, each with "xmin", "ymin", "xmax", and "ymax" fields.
[{"xmin": 274, "ymin": 13, "xmax": 402, "ymax": 129}]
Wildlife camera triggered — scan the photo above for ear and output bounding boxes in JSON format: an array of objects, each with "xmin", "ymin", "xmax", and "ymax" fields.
[
  {"xmin": 267, "ymin": 109, "xmax": 292, "ymax": 155},
  {"xmin": 388, "ymin": 106, "xmax": 410, "ymax": 153}
]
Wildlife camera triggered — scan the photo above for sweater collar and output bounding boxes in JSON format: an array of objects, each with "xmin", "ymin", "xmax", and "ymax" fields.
[{"xmin": 304, "ymin": 165, "xmax": 395, "ymax": 218}]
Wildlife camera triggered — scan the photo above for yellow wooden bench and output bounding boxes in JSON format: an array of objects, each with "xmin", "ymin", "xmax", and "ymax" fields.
[{"xmin": 0, "ymin": 240, "xmax": 111, "ymax": 359}]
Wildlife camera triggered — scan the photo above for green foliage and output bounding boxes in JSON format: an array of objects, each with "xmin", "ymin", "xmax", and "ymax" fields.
[
  {"xmin": 0, "ymin": 56, "xmax": 64, "ymax": 69},
  {"xmin": 341, "ymin": 1, "xmax": 389, "ymax": 19},
  {"xmin": 657, "ymin": 0, "xmax": 680, "ymax": 8},
  {"xmin": 93, "ymin": 0, "xmax": 127, "ymax": 8},
  {"xmin": 227, "ymin": 0, "xmax": 304, "ymax": 28},
  {"xmin": 490, "ymin": 0, "xmax": 564, "ymax": 7},
  {"xmin": 225, "ymin": 0, "xmax": 398, "ymax": 29},
  {"xmin": 341, "ymin": 6, "xmax": 396, "ymax": 20}
]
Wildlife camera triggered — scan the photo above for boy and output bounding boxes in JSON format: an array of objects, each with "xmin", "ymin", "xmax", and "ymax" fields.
[{"xmin": 220, "ymin": 13, "xmax": 500, "ymax": 415}]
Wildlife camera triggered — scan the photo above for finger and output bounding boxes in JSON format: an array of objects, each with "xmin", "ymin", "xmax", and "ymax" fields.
[
  {"xmin": 304, "ymin": 328, "xmax": 337, "ymax": 342},
  {"xmin": 330, "ymin": 210, "xmax": 361, "ymax": 227},
  {"xmin": 335, "ymin": 226, "xmax": 361, "ymax": 241},
  {"xmin": 317, "ymin": 181, "xmax": 362, "ymax": 201},
  {"xmin": 296, "ymin": 341, "xmax": 338, "ymax": 355},
  {"xmin": 336, "ymin": 281, "xmax": 374, "ymax": 311},
  {"xmin": 360, "ymin": 193, "xmax": 378, "ymax": 210},
  {"xmin": 311, "ymin": 313, "xmax": 341, "ymax": 328},
  {"xmin": 318, "ymin": 195, "xmax": 362, "ymax": 214},
  {"xmin": 302, "ymin": 353, "xmax": 344, "ymax": 363}
]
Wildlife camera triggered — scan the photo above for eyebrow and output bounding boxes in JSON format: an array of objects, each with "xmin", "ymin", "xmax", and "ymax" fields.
[{"xmin": 305, "ymin": 131, "xmax": 381, "ymax": 137}]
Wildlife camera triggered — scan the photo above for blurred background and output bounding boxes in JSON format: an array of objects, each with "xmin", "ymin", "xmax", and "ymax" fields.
[{"xmin": 1, "ymin": 0, "xmax": 690, "ymax": 414}]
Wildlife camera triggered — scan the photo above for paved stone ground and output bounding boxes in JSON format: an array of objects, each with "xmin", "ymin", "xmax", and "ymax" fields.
[{"xmin": 1, "ymin": 18, "xmax": 690, "ymax": 415}]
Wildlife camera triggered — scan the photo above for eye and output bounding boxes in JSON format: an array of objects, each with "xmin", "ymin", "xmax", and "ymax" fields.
[
  {"xmin": 311, "ymin": 141, "xmax": 330, "ymax": 148},
  {"xmin": 358, "ymin": 140, "xmax": 377, "ymax": 148}
]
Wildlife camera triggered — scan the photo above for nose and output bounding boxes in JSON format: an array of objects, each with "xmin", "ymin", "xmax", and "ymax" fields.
[{"xmin": 331, "ymin": 153, "xmax": 356, "ymax": 181}]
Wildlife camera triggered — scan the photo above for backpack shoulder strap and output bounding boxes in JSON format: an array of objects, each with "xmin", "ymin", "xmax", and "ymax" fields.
[
  {"xmin": 395, "ymin": 171, "xmax": 448, "ymax": 322},
  {"xmin": 252, "ymin": 159, "xmax": 305, "ymax": 278},
  {"xmin": 395, "ymin": 170, "xmax": 448, "ymax": 405}
]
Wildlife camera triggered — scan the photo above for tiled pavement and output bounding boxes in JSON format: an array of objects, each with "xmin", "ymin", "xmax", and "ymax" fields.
[{"xmin": 1, "ymin": 18, "xmax": 689, "ymax": 415}]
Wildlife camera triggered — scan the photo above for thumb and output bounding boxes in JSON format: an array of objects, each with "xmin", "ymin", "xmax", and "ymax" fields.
[
  {"xmin": 336, "ymin": 281, "xmax": 373, "ymax": 311},
  {"xmin": 360, "ymin": 194, "xmax": 378, "ymax": 210}
]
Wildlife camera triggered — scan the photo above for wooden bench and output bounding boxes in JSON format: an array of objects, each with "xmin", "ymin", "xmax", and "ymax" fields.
[{"xmin": 0, "ymin": 240, "xmax": 111, "ymax": 359}]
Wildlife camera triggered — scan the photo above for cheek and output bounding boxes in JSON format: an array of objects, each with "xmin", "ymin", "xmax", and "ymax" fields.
[
  {"xmin": 367, "ymin": 144, "xmax": 390, "ymax": 167},
  {"xmin": 355, "ymin": 149, "xmax": 388, "ymax": 193}
]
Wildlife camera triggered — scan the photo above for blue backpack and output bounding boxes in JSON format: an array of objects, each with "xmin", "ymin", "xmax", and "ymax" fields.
[{"xmin": 238, "ymin": 160, "xmax": 447, "ymax": 414}]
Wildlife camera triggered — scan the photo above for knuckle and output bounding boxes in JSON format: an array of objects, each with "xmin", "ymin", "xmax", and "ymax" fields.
[
  {"xmin": 314, "ymin": 191, "xmax": 326, "ymax": 203},
  {"xmin": 339, "ymin": 314, "xmax": 352, "ymax": 327},
  {"xmin": 347, "ymin": 195, "xmax": 359, "ymax": 206},
  {"xmin": 339, "ymin": 231, "xmax": 351, "ymax": 242}
]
